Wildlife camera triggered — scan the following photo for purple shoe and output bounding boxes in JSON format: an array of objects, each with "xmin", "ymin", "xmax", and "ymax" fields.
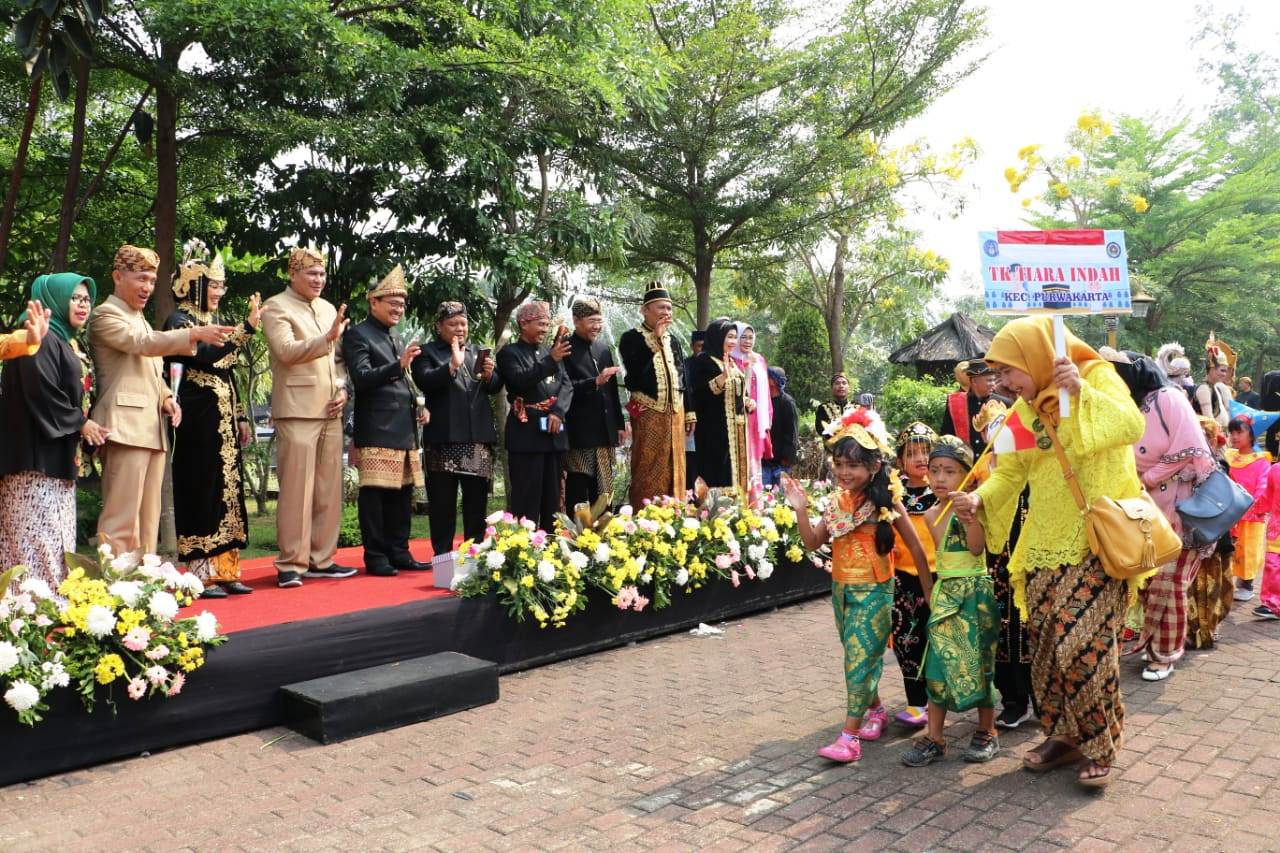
[
  {"xmin": 857, "ymin": 705, "xmax": 888, "ymax": 740},
  {"xmin": 895, "ymin": 706, "xmax": 928, "ymax": 727}
]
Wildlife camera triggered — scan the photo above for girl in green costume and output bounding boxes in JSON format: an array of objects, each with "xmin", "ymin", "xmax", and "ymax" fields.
[{"xmin": 901, "ymin": 435, "xmax": 1000, "ymax": 766}]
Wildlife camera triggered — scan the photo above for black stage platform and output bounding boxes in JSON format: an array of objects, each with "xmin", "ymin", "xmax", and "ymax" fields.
[{"xmin": 3, "ymin": 558, "xmax": 829, "ymax": 787}]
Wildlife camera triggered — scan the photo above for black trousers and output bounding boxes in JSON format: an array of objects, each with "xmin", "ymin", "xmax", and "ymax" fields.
[
  {"xmin": 358, "ymin": 485, "xmax": 413, "ymax": 570},
  {"xmin": 425, "ymin": 471, "xmax": 489, "ymax": 557},
  {"xmin": 891, "ymin": 570, "xmax": 931, "ymax": 708},
  {"xmin": 565, "ymin": 471, "xmax": 599, "ymax": 513},
  {"xmin": 507, "ymin": 450, "xmax": 565, "ymax": 532}
]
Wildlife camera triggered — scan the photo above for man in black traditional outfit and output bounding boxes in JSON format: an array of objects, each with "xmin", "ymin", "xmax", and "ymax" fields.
[
  {"xmin": 497, "ymin": 301, "xmax": 573, "ymax": 530},
  {"xmin": 618, "ymin": 283, "xmax": 694, "ymax": 506},
  {"xmin": 814, "ymin": 373, "xmax": 851, "ymax": 436},
  {"xmin": 563, "ymin": 297, "xmax": 625, "ymax": 510},
  {"xmin": 342, "ymin": 265, "xmax": 428, "ymax": 576},
  {"xmin": 411, "ymin": 300, "xmax": 502, "ymax": 581},
  {"xmin": 939, "ymin": 359, "xmax": 996, "ymax": 457}
]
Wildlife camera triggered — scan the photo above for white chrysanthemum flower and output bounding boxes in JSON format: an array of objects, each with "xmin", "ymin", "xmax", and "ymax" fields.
[
  {"xmin": 663, "ymin": 524, "xmax": 676, "ymax": 537},
  {"xmin": 675, "ymin": 568, "xmax": 689, "ymax": 586},
  {"xmin": 757, "ymin": 559, "xmax": 774, "ymax": 580},
  {"xmin": 40, "ymin": 661, "xmax": 69, "ymax": 689},
  {"xmin": 536, "ymin": 561, "xmax": 556, "ymax": 583},
  {"xmin": 111, "ymin": 551, "xmax": 139, "ymax": 571},
  {"xmin": 8, "ymin": 619, "xmax": 24, "ymax": 636},
  {"xmin": 176, "ymin": 574, "xmax": 204, "ymax": 596},
  {"xmin": 682, "ymin": 517, "xmax": 700, "ymax": 530},
  {"xmin": 635, "ymin": 555, "xmax": 647, "ymax": 570},
  {"xmin": 97, "ymin": 542, "xmax": 114, "ymax": 560},
  {"xmin": 109, "ymin": 581, "xmax": 144, "ymax": 608},
  {"xmin": 569, "ymin": 551, "xmax": 589, "ymax": 570},
  {"xmin": 0, "ymin": 640, "xmax": 19, "ymax": 674},
  {"xmin": 147, "ymin": 590, "xmax": 179, "ymax": 622},
  {"xmin": 593, "ymin": 543, "xmax": 611, "ymax": 563},
  {"xmin": 485, "ymin": 510, "xmax": 505, "ymax": 524},
  {"xmin": 86, "ymin": 605, "xmax": 117, "ymax": 638},
  {"xmin": 4, "ymin": 680, "xmax": 39, "ymax": 712},
  {"xmin": 142, "ymin": 554, "xmax": 163, "ymax": 568},
  {"xmin": 641, "ymin": 573, "xmax": 652, "ymax": 584},
  {"xmin": 747, "ymin": 543, "xmax": 767, "ymax": 562},
  {"xmin": 18, "ymin": 578, "xmax": 53, "ymax": 600},
  {"xmin": 484, "ymin": 551, "xmax": 505, "ymax": 570},
  {"xmin": 194, "ymin": 611, "xmax": 219, "ymax": 643}
]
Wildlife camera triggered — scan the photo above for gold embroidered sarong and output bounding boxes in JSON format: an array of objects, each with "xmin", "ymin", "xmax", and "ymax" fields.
[{"xmin": 358, "ymin": 447, "xmax": 425, "ymax": 490}]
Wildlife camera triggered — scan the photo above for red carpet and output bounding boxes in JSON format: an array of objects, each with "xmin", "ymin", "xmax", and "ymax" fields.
[{"xmin": 178, "ymin": 538, "xmax": 457, "ymax": 634}]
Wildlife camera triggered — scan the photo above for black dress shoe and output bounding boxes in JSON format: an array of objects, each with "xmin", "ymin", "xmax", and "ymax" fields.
[
  {"xmin": 220, "ymin": 581, "xmax": 254, "ymax": 595},
  {"xmin": 396, "ymin": 559, "xmax": 431, "ymax": 572},
  {"xmin": 367, "ymin": 565, "xmax": 398, "ymax": 577},
  {"xmin": 200, "ymin": 584, "xmax": 229, "ymax": 599}
]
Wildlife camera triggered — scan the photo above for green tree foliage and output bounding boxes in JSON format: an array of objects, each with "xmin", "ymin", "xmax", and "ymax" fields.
[
  {"xmin": 598, "ymin": 0, "xmax": 986, "ymax": 327},
  {"xmin": 1010, "ymin": 13, "xmax": 1280, "ymax": 373},
  {"xmin": 878, "ymin": 374, "xmax": 950, "ymax": 435},
  {"xmin": 774, "ymin": 305, "xmax": 829, "ymax": 415}
]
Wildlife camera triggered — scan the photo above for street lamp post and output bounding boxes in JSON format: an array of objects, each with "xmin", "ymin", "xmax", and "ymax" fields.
[{"xmin": 1107, "ymin": 288, "xmax": 1156, "ymax": 351}]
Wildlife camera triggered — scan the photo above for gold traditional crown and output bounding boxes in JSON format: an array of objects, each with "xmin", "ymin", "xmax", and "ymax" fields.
[
  {"xmin": 206, "ymin": 252, "xmax": 226, "ymax": 282},
  {"xmin": 972, "ymin": 397, "xmax": 1008, "ymax": 436},
  {"xmin": 173, "ymin": 239, "xmax": 216, "ymax": 299},
  {"xmin": 895, "ymin": 421, "xmax": 937, "ymax": 452},
  {"xmin": 368, "ymin": 264, "xmax": 409, "ymax": 300},
  {"xmin": 1206, "ymin": 332, "xmax": 1236, "ymax": 371}
]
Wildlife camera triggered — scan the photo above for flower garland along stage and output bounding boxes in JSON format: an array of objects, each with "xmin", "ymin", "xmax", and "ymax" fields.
[
  {"xmin": 1, "ymin": 547, "xmax": 227, "ymax": 726},
  {"xmin": 453, "ymin": 483, "xmax": 830, "ymax": 628}
]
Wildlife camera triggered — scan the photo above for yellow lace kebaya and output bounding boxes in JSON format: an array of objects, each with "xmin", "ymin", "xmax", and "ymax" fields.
[{"xmin": 976, "ymin": 330, "xmax": 1146, "ymax": 615}]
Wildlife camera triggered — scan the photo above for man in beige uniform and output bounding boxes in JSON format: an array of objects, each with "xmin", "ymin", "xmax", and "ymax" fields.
[
  {"xmin": 90, "ymin": 245, "xmax": 234, "ymax": 559},
  {"xmin": 261, "ymin": 247, "xmax": 353, "ymax": 588}
]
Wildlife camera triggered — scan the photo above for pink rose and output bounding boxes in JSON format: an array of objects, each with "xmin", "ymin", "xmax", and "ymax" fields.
[
  {"xmin": 168, "ymin": 672, "xmax": 185, "ymax": 696},
  {"xmin": 731, "ymin": 570, "xmax": 741, "ymax": 588},
  {"xmin": 714, "ymin": 554, "xmax": 734, "ymax": 570}
]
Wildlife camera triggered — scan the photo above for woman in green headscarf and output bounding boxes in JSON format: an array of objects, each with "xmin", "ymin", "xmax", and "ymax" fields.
[{"xmin": 0, "ymin": 273, "xmax": 110, "ymax": 594}]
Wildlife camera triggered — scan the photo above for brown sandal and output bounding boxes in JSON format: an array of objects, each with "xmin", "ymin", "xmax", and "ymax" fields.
[
  {"xmin": 1076, "ymin": 759, "xmax": 1112, "ymax": 788},
  {"xmin": 1022, "ymin": 738, "xmax": 1083, "ymax": 773}
]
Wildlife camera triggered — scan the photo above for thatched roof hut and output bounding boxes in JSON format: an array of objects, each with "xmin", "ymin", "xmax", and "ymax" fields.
[{"xmin": 889, "ymin": 312, "xmax": 996, "ymax": 379}]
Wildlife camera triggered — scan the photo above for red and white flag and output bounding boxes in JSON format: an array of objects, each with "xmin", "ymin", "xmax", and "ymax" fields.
[{"xmin": 990, "ymin": 408, "xmax": 1038, "ymax": 456}]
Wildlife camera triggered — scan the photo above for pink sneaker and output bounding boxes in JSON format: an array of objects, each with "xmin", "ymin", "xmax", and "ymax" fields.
[
  {"xmin": 817, "ymin": 731, "xmax": 862, "ymax": 763},
  {"xmin": 894, "ymin": 706, "xmax": 928, "ymax": 727},
  {"xmin": 857, "ymin": 705, "xmax": 888, "ymax": 740}
]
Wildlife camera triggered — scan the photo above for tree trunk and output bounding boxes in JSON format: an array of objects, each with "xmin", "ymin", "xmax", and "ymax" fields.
[
  {"xmin": 154, "ymin": 67, "xmax": 182, "ymax": 557},
  {"xmin": 0, "ymin": 75, "xmax": 43, "ymax": 278},
  {"xmin": 152, "ymin": 81, "xmax": 179, "ymax": 324},
  {"xmin": 693, "ymin": 247, "xmax": 714, "ymax": 329},
  {"xmin": 827, "ymin": 233, "xmax": 848, "ymax": 375},
  {"xmin": 51, "ymin": 56, "xmax": 91, "ymax": 271}
]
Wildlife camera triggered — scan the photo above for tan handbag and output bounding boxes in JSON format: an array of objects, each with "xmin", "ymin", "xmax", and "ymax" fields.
[{"xmin": 1041, "ymin": 417, "xmax": 1182, "ymax": 580}]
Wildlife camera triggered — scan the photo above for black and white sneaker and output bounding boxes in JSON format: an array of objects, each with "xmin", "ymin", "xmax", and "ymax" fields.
[
  {"xmin": 1253, "ymin": 604, "xmax": 1280, "ymax": 621},
  {"xmin": 277, "ymin": 571, "xmax": 303, "ymax": 589},
  {"xmin": 304, "ymin": 563, "xmax": 358, "ymax": 579},
  {"xmin": 963, "ymin": 731, "xmax": 1000, "ymax": 763},
  {"xmin": 996, "ymin": 705, "xmax": 1035, "ymax": 729}
]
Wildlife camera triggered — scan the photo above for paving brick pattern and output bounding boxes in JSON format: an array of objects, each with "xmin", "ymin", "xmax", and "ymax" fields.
[{"xmin": 3, "ymin": 597, "xmax": 1280, "ymax": 851}]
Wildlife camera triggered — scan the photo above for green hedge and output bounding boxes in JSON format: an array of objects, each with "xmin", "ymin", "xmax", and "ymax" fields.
[{"xmin": 878, "ymin": 375, "xmax": 951, "ymax": 436}]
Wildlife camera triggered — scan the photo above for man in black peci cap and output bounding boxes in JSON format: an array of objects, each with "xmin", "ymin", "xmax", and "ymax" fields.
[{"xmin": 940, "ymin": 359, "xmax": 996, "ymax": 458}]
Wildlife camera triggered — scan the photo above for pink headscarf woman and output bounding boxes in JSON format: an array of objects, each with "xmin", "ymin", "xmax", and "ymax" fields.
[{"xmin": 730, "ymin": 322, "xmax": 772, "ymax": 489}]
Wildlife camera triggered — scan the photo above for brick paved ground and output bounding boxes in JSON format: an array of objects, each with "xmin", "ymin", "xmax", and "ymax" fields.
[{"xmin": 3, "ymin": 597, "xmax": 1280, "ymax": 851}]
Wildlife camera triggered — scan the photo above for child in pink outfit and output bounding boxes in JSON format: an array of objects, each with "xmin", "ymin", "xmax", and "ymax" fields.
[
  {"xmin": 1256, "ymin": 462, "xmax": 1280, "ymax": 618},
  {"xmin": 1226, "ymin": 416, "xmax": 1271, "ymax": 602}
]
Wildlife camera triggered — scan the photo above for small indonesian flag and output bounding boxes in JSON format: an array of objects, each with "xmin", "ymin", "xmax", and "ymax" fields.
[{"xmin": 991, "ymin": 409, "xmax": 1038, "ymax": 455}]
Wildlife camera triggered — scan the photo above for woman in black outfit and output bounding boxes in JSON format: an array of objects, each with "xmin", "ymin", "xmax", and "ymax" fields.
[{"xmin": 0, "ymin": 274, "xmax": 108, "ymax": 593}]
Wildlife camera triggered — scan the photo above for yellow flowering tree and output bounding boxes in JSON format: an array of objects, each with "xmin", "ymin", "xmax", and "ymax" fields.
[
  {"xmin": 1005, "ymin": 110, "xmax": 1151, "ymax": 226},
  {"xmin": 742, "ymin": 134, "xmax": 977, "ymax": 375}
]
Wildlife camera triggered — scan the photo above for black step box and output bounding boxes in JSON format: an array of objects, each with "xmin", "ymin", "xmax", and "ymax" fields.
[{"xmin": 281, "ymin": 652, "xmax": 498, "ymax": 743}]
